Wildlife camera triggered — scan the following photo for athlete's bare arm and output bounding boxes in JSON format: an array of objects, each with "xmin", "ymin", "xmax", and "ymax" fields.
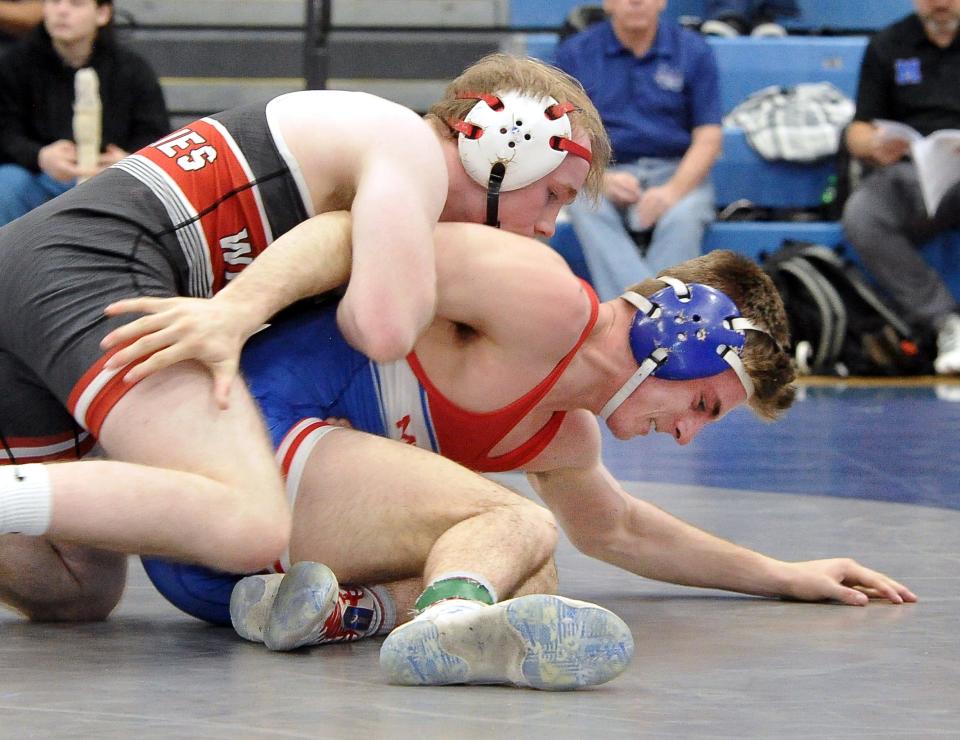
[
  {"xmin": 102, "ymin": 92, "xmax": 446, "ymax": 403},
  {"xmin": 527, "ymin": 411, "xmax": 916, "ymax": 607},
  {"xmin": 102, "ymin": 212, "xmax": 354, "ymax": 407}
]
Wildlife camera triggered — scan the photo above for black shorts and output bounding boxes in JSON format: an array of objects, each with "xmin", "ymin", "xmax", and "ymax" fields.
[{"xmin": 0, "ymin": 101, "xmax": 308, "ymax": 443}]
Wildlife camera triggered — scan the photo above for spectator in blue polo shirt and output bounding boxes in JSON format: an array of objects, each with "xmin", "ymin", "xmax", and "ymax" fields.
[{"xmin": 555, "ymin": 0, "xmax": 722, "ymax": 301}]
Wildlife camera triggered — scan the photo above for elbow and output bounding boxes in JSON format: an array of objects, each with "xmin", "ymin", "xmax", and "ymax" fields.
[
  {"xmin": 338, "ymin": 291, "xmax": 433, "ymax": 362},
  {"xmin": 358, "ymin": 326, "xmax": 420, "ymax": 363},
  {"xmin": 566, "ymin": 526, "xmax": 616, "ymax": 560},
  {"xmin": 345, "ymin": 310, "xmax": 422, "ymax": 362}
]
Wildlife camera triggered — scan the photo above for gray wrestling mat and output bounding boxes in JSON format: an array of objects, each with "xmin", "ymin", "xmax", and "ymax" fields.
[{"xmin": 2, "ymin": 478, "xmax": 958, "ymax": 738}]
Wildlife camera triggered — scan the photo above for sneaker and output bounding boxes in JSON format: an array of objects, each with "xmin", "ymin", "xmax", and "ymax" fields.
[
  {"xmin": 934, "ymin": 314, "xmax": 960, "ymax": 375},
  {"xmin": 230, "ymin": 573, "xmax": 284, "ymax": 643},
  {"xmin": 379, "ymin": 594, "xmax": 634, "ymax": 690},
  {"xmin": 751, "ymin": 21, "xmax": 788, "ymax": 37},
  {"xmin": 700, "ymin": 18, "xmax": 742, "ymax": 37}
]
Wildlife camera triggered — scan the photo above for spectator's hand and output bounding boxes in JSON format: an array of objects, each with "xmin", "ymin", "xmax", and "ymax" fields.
[
  {"xmin": 100, "ymin": 295, "xmax": 262, "ymax": 409},
  {"xmin": 634, "ymin": 183, "xmax": 680, "ymax": 229},
  {"xmin": 38, "ymin": 140, "xmax": 80, "ymax": 183},
  {"xmin": 98, "ymin": 144, "xmax": 128, "ymax": 169},
  {"xmin": 870, "ymin": 133, "xmax": 911, "ymax": 166},
  {"xmin": 602, "ymin": 170, "xmax": 643, "ymax": 207},
  {"xmin": 780, "ymin": 558, "xmax": 917, "ymax": 606}
]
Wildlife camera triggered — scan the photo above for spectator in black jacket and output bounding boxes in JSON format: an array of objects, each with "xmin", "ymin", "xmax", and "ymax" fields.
[
  {"xmin": 0, "ymin": 0, "xmax": 169, "ymax": 225},
  {"xmin": 842, "ymin": 0, "xmax": 960, "ymax": 375}
]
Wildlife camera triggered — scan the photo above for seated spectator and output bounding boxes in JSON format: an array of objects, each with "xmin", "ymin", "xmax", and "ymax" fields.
[
  {"xmin": 700, "ymin": 1, "xmax": 799, "ymax": 38},
  {"xmin": 841, "ymin": 0, "xmax": 960, "ymax": 375},
  {"xmin": 0, "ymin": 0, "xmax": 169, "ymax": 226},
  {"xmin": 555, "ymin": 0, "xmax": 722, "ymax": 301}
]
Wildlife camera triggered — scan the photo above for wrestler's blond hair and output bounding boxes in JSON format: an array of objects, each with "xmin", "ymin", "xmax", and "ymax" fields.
[
  {"xmin": 626, "ymin": 250, "xmax": 798, "ymax": 420},
  {"xmin": 427, "ymin": 53, "xmax": 611, "ymax": 201}
]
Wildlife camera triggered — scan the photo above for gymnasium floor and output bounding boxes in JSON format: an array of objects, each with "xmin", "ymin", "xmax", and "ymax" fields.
[{"xmin": 2, "ymin": 380, "xmax": 959, "ymax": 738}]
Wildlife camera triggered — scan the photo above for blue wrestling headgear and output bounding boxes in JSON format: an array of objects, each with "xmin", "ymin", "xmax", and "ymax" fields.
[{"xmin": 599, "ymin": 276, "xmax": 771, "ymax": 420}]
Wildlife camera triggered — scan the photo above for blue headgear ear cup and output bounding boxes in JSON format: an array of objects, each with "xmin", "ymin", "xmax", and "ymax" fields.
[{"xmin": 599, "ymin": 277, "xmax": 769, "ymax": 420}]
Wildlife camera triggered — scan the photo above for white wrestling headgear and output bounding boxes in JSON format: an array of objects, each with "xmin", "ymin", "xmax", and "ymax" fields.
[{"xmin": 451, "ymin": 90, "xmax": 592, "ymax": 227}]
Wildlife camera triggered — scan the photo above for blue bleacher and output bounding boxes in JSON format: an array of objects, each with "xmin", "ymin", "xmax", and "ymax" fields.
[
  {"xmin": 510, "ymin": 0, "xmax": 912, "ymax": 32},
  {"xmin": 517, "ymin": 3, "xmax": 960, "ymax": 303}
]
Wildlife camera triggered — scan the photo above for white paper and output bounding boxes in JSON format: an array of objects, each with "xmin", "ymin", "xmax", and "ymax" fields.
[{"xmin": 910, "ymin": 129, "xmax": 960, "ymax": 217}]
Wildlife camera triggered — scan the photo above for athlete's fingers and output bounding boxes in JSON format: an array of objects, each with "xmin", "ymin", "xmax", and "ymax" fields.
[
  {"xmin": 121, "ymin": 342, "xmax": 195, "ymax": 384},
  {"xmin": 103, "ymin": 296, "xmax": 175, "ymax": 317},
  {"xmin": 106, "ymin": 326, "xmax": 182, "ymax": 369},
  {"xmin": 834, "ymin": 586, "xmax": 869, "ymax": 607},
  {"xmin": 845, "ymin": 568, "xmax": 913, "ymax": 604},
  {"xmin": 102, "ymin": 313, "xmax": 178, "ymax": 354}
]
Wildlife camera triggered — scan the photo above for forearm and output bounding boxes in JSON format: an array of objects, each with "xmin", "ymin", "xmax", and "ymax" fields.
[
  {"xmin": 599, "ymin": 498, "xmax": 789, "ymax": 598},
  {"xmin": 665, "ymin": 125, "xmax": 722, "ymax": 198},
  {"xmin": 211, "ymin": 211, "xmax": 353, "ymax": 335}
]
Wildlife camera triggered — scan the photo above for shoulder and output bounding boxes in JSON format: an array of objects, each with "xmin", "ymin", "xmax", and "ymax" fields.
[
  {"xmin": 269, "ymin": 90, "xmax": 430, "ymax": 138},
  {"xmin": 556, "ymin": 19, "xmax": 611, "ymax": 58},
  {"xmin": 674, "ymin": 25, "xmax": 716, "ymax": 66},
  {"xmin": 870, "ymin": 15, "xmax": 922, "ymax": 58}
]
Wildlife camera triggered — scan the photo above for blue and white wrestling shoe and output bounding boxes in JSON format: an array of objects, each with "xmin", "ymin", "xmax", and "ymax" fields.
[{"xmin": 379, "ymin": 594, "xmax": 634, "ymax": 690}]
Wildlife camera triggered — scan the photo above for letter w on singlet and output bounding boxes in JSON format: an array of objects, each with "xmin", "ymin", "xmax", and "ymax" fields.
[{"xmin": 221, "ymin": 228, "xmax": 252, "ymax": 280}]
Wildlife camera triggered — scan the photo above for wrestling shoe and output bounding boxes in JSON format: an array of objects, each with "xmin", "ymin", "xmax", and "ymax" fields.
[
  {"xmin": 379, "ymin": 594, "xmax": 634, "ymax": 690},
  {"xmin": 261, "ymin": 561, "xmax": 341, "ymax": 651},
  {"xmin": 230, "ymin": 573, "xmax": 284, "ymax": 643},
  {"xmin": 934, "ymin": 313, "xmax": 960, "ymax": 375}
]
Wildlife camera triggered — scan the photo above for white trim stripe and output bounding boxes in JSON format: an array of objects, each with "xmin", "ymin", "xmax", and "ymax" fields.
[
  {"xmin": 202, "ymin": 117, "xmax": 275, "ymax": 244},
  {"xmin": 0, "ymin": 433, "xmax": 92, "ymax": 461},
  {"xmin": 275, "ymin": 419, "xmax": 343, "ymax": 509},
  {"xmin": 71, "ymin": 365, "xmax": 122, "ymax": 432},
  {"xmin": 114, "ymin": 155, "xmax": 214, "ymax": 297}
]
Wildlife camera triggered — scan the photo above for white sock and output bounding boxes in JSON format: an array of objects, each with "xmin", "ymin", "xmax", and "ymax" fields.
[
  {"xmin": 0, "ymin": 464, "xmax": 53, "ymax": 535},
  {"xmin": 368, "ymin": 585, "xmax": 396, "ymax": 635}
]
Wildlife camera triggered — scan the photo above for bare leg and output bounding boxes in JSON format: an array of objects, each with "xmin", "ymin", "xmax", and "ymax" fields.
[
  {"xmin": 0, "ymin": 535, "xmax": 126, "ymax": 621},
  {"xmin": 289, "ymin": 429, "xmax": 558, "ymax": 596},
  {"xmin": 42, "ymin": 362, "xmax": 289, "ymax": 572}
]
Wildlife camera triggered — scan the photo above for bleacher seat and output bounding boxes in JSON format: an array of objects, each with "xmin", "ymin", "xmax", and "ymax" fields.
[
  {"xmin": 514, "ymin": 0, "xmax": 913, "ymax": 33},
  {"xmin": 709, "ymin": 36, "xmax": 866, "ymax": 114}
]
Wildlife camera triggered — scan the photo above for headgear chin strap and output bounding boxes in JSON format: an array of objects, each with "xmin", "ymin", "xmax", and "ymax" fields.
[
  {"xmin": 598, "ymin": 276, "xmax": 771, "ymax": 421},
  {"xmin": 451, "ymin": 90, "xmax": 592, "ymax": 227}
]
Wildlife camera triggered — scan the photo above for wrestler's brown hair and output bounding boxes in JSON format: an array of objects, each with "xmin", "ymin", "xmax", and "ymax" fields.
[
  {"xmin": 626, "ymin": 250, "xmax": 797, "ymax": 420},
  {"xmin": 426, "ymin": 53, "xmax": 611, "ymax": 201}
]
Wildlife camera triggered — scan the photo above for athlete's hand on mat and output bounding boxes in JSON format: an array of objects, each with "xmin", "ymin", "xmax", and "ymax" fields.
[
  {"xmin": 781, "ymin": 558, "xmax": 917, "ymax": 606},
  {"xmin": 100, "ymin": 295, "xmax": 259, "ymax": 409}
]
